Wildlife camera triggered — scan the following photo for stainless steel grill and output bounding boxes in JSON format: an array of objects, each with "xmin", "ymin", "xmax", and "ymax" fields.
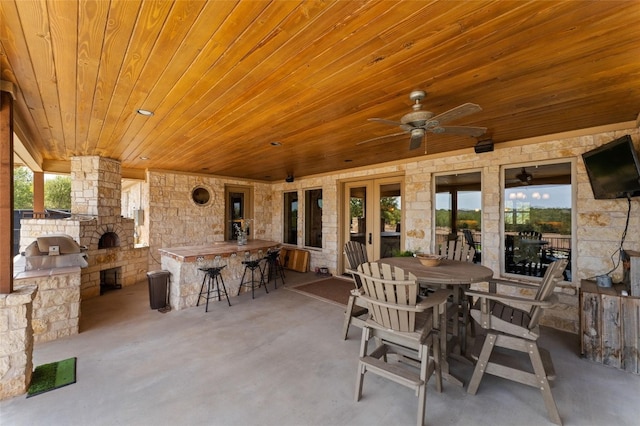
[{"xmin": 22, "ymin": 234, "xmax": 88, "ymax": 270}]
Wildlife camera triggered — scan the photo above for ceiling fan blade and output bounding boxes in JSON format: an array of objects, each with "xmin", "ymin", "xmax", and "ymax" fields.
[
  {"xmin": 436, "ymin": 125, "xmax": 487, "ymax": 137},
  {"xmin": 431, "ymin": 103, "xmax": 482, "ymax": 125},
  {"xmin": 409, "ymin": 129, "xmax": 424, "ymax": 150},
  {"xmin": 368, "ymin": 118, "xmax": 403, "ymax": 126},
  {"xmin": 356, "ymin": 132, "xmax": 406, "ymax": 146}
]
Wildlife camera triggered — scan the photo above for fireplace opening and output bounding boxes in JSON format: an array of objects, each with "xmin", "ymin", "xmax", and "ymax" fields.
[
  {"xmin": 100, "ymin": 267, "xmax": 122, "ymax": 295},
  {"xmin": 99, "ymin": 232, "xmax": 120, "ymax": 249}
]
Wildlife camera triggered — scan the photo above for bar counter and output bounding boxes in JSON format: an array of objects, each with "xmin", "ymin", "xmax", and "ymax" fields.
[{"xmin": 159, "ymin": 240, "xmax": 280, "ymax": 310}]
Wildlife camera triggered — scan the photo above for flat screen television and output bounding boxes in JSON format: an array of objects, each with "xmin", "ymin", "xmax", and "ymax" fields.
[{"xmin": 582, "ymin": 135, "xmax": 640, "ymax": 199}]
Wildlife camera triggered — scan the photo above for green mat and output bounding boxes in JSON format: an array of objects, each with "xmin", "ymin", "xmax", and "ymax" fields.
[{"xmin": 27, "ymin": 357, "xmax": 77, "ymax": 398}]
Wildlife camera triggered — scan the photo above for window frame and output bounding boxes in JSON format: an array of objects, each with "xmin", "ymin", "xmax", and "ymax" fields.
[{"xmin": 304, "ymin": 188, "xmax": 323, "ymax": 249}]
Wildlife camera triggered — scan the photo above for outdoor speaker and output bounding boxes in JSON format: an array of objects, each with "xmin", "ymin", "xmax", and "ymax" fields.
[{"xmin": 474, "ymin": 139, "xmax": 494, "ymax": 153}]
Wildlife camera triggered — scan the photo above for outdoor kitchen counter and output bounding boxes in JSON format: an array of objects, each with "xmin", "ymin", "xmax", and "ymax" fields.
[
  {"xmin": 158, "ymin": 239, "xmax": 280, "ymax": 262},
  {"xmin": 159, "ymin": 240, "xmax": 281, "ymax": 310}
]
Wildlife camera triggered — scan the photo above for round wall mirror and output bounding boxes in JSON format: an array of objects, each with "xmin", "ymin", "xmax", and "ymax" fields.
[{"xmin": 191, "ymin": 186, "xmax": 211, "ymax": 205}]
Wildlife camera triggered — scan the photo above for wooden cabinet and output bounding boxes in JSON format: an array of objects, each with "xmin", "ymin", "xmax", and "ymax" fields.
[{"xmin": 580, "ymin": 279, "xmax": 639, "ymax": 374}]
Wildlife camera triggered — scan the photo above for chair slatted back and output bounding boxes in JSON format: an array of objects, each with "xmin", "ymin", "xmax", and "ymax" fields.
[
  {"xmin": 345, "ymin": 241, "xmax": 369, "ymax": 288},
  {"xmin": 438, "ymin": 238, "xmax": 475, "ymax": 262},
  {"xmin": 519, "ymin": 230, "xmax": 542, "ymax": 240},
  {"xmin": 345, "ymin": 241, "xmax": 368, "ymax": 270},
  {"xmin": 528, "ymin": 259, "xmax": 568, "ymax": 327},
  {"xmin": 356, "ymin": 262, "xmax": 418, "ymax": 333}
]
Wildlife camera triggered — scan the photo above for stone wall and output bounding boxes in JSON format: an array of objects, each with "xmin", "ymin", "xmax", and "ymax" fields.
[
  {"xmin": 145, "ymin": 171, "xmax": 272, "ymax": 270},
  {"xmin": 268, "ymin": 124, "xmax": 640, "ymax": 334},
  {"xmin": 130, "ymin": 125, "xmax": 639, "ymax": 334},
  {"xmin": 0, "ymin": 285, "xmax": 37, "ymax": 400},
  {"xmin": 13, "ymin": 267, "xmax": 81, "ymax": 343}
]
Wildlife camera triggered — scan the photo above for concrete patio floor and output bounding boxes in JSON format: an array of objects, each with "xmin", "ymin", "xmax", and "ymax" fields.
[{"xmin": 1, "ymin": 271, "xmax": 638, "ymax": 426}]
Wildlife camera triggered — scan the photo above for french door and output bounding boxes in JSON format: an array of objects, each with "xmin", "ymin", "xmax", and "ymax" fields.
[{"xmin": 342, "ymin": 176, "xmax": 403, "ymax": 270}]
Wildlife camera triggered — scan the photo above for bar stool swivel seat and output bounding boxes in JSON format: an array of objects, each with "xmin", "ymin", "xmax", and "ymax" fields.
[{"xmin": 197, "ymin": 265, "xmax": 231, "ymax": 311}]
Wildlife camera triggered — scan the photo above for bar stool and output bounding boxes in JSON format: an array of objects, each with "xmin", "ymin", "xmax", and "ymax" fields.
[
  {"xmin": 263, "ymin": 248, "xmax": 285, "ymax": 288},
  {"xmin": 237, "ymin": 252, "xmax": 268, "ymax": 299},
  {"xmin": 197, "ymin": 259, "xmax": 231, "ymax": 311}
]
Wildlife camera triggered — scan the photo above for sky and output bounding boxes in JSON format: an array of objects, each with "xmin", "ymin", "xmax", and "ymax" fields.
[{"xmin": 437, "ymin": 184, "xmax": 572, "ymax": 210}]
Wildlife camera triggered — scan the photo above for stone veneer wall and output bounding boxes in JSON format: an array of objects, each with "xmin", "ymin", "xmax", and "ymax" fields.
[
  {"xmin": 145, "ymin": 171, "xmax": 273, "ymax": 270},
  {"xmin": 134, "ymin": 125, "xmax": 638, "ymax": 334},
  {"xmin": 13, "ymin": 267, "xmax": 81, "ymax": 343},
  {"xmin": 268, "ymin": 125, "xmax": 640, "ymax": 334},
  {"xmin": 0, "ymin": 285, "xmax": 37, "ymax": 400}
]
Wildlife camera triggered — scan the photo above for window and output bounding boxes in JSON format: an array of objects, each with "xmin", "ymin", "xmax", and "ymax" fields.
[
  {"xmin": 304, "ymin": 188, "xmax": 322, "ymax": 248},
  {"xmin": 225, "ymin": 185, "xmax": 253, "ymax": 241},
  {"xmin": 435, "ymin": 172, "xmax": 481, "ymax": 256},
  {"xmin": 503, "ymin": 162, "xmax": 572, "ymax": 280},
  {"xmin": 283, "ymin": 191, "xmax": 298, "ymax": 244}
]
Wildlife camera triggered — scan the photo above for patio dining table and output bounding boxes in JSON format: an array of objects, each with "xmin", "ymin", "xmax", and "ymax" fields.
[{"xmin": 378, "ymin": 256, "xmax": 494, "ymax": 386}]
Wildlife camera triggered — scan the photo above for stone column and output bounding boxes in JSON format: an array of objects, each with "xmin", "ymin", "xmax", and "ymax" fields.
[
  {"xmin": 70, "ymin": 156, "xmax": 122, "ymax": 218},
  {"xmin": 0, "ymin": 285, "xmax": 37, "ymax": 400}
]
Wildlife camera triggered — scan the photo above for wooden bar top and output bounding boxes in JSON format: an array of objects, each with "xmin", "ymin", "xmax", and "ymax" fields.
[{"xmin": 159, "ymin": 239, "xmax": 280, "ymax": 262}]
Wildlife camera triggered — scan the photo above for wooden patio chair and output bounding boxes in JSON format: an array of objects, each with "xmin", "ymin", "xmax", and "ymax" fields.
[
  {"xmin": 438, "ymin": 238, "xmax": 476, "ymax": 263},
  {"xmin": 353, "ymin": 262, "xmax": 451, "ymax": 426},
  {"xmin": 462, "ymin": 229, "xmax": 481, "ymax": 263},
  {"xmin": 342, "ymin": 241, "xmax": 370, "ymax": 339},
  {"xmin": 465, "ymin": 258, "xmax": 569, "ymax": 425}
]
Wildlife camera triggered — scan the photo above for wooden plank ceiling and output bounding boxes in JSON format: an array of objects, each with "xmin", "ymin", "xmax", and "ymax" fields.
[{"xmin": 1, "ymin": 0, "xmax": 639, "ymax": 181}]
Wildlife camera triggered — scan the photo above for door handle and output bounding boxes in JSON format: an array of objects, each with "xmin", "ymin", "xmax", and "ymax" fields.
[{"xmin": 368, "ymin": 233, "xmax": 372, "ymax": 244}]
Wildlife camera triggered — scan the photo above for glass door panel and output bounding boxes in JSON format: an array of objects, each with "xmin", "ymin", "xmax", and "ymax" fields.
[
  {"xmin": 379, "ymin": 183, "xmax": 401, "ymax": 258},
  {"xmin": 342, "ymin": 177, "xmax": 403, "ymax": 271}
]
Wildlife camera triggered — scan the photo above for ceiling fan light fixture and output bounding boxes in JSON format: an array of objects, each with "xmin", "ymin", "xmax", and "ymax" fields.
[{"xmin": 516, "ymin": 167, "xmax": 533, "ymax": 183}]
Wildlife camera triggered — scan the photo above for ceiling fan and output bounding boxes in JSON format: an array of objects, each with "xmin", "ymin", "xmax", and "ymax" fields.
[
  {"xmin": 507, "ymin": 167, "xmax": 534, "ymax": 185},
  {"xmin": 357, "ymin": 90, "xmax": 487, "ymax": 150}
]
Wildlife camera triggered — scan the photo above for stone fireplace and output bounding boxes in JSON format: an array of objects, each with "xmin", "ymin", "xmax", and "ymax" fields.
[{"xmin": 19, "ymin": 156, "xmax": 149, "ymax": 299}]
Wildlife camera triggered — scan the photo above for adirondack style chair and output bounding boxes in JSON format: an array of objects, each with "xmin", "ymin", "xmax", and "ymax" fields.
[
  {"xmin": 466, "ymin": 258, "xmax": 569, "ymax": 425},
  {"xmin": 342, "ymin": 241, "xmax": 370, "ymax": 339},
  {"xmin": 353, "ymin": 262, "xmax": 451, "ymax": 426},
  {"xmin": 438, "ymin": 238, "xmax": 476, "ymax": 263},
  {"xmin": 436, "ymin": 237, "xmax": 477, "ymax": 342},
  {"xmin": 462, "ymin": 229, "xmax": 481, "ymax": 263}
]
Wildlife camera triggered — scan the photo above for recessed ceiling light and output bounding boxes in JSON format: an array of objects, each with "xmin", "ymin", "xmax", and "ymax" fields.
[
  {"xmin": 139, "ymin": 156, "xmax": 149, "ymax": 160},
  {"xmin": 270, "ymin": 141, "xmax": 282, "ymax": 146},
  {"xmin": 136, "ymin": 109, "xmax": 154, "ymax": 116}
]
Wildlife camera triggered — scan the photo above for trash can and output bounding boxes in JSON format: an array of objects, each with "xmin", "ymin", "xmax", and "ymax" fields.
[{"xmin": 147, "ymin": 270, "xmax": 170, "ymax": 310}]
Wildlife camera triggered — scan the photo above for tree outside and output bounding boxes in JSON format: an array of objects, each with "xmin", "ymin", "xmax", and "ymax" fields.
[
  {"xmin": 45, "ymin": 176, "xmax": 71, "ymax": 209},
  {"xmin": 12, "ymin": 167, "xmax": 72, "ymax": 210},
  {"xmin": 13, "ymin": 166, "xmax": 33, "ymax": 209}
]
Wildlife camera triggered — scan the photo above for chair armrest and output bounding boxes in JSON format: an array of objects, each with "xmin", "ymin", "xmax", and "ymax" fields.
[
  {"xmin": 350, "ymin": 288, "xmax": 363, "ymax": 296},
  {"xmin": 488, "ymin": 278, "xmax": 541, "ymax": 291},
  {"xmin": 358, "ymin": 294, "xmax": 438, "ymax": 313},
  {"xmin": 416, "ymin": 288, "xmax": 451, "ymax": 309},
  {"xmin": 465, "ymin": 289, "xmax": 558, "ymax": 308}
]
